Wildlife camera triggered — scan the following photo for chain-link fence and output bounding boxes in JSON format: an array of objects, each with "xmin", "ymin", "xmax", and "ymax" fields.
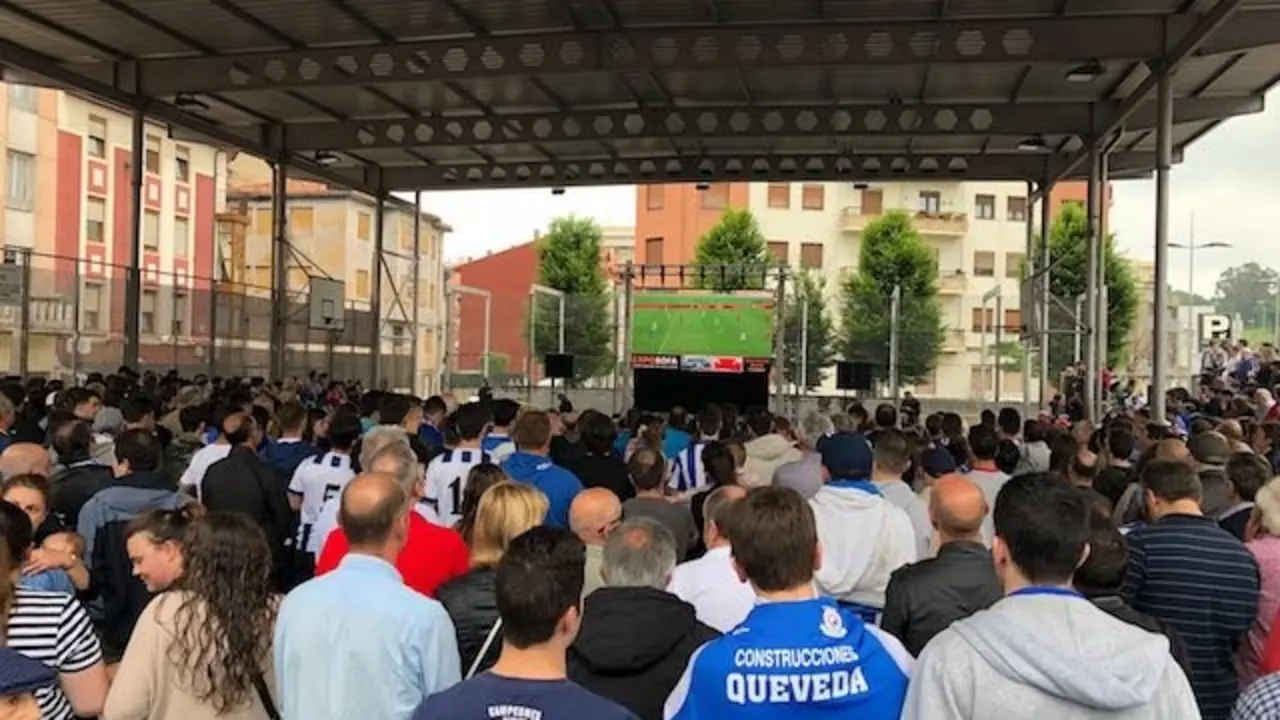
[{"xmin": 3, "ymin": 250, "xmax": 419, "ymax": 386}]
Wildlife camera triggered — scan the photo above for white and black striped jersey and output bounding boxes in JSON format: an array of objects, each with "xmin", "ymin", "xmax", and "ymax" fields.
[
  {"xmin": 670, "ymin": 440, "xmax": 712, "ymax": 493},
  {"xmin": 9, "ymin": 589, "xmax": 102, "ymax": 720},
  {"xmin": 422, "ymin": 447, "xmax": 490, "ymax": 527},
  {"xmin": 289, "ymin": 451, "xmax": 355, "ymax": 553}
]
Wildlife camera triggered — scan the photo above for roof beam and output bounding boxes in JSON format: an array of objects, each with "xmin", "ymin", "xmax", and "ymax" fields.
[
  {"xmin": 1055, "ymin": 0, "xmax": 1247, "ymax": 182},
  {"xmin": 127, "ymin": 12, "xmax": 1280, "ymax": 95},
  {"xmin": 336, "ymin": 151, "xmax": 1173, "ymax": 192},
  {"xmin": 257, "ymin": 96, "xmax": 1261, "ymax": 152}
]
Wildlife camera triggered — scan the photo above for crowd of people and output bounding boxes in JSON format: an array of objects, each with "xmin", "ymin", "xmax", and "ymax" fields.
[{"xmin": 2, "ymin": 368, "xmax": 1280, "ymax": 719}]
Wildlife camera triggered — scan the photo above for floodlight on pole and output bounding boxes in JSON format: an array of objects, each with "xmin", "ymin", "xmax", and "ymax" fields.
[{"xmin": 1167, "ymin": 212, "xmax": 1232, "ymax": 299}]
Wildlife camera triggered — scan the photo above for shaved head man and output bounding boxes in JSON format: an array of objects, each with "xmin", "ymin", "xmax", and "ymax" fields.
[
  {"xmin": 0, "ymin": 442, "xmax": 51, "ymax": 480},
  {"xmin": 569, "ymin": 487, "xmax": 623, "ymax": 597},
  {"xmin": 339, "ymin": 472, "xmax": 411, "ymax": 561},
  {"xmin": 881, "ymin": 473, "xmax": 1004, "ymax": 655},
  {"xmin": 1153, "ymin": 438, "xmax": 1192, "ymax": 465}
]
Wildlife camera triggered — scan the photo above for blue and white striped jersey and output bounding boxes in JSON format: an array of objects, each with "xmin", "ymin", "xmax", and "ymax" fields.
[
  {"xmin": 423, "ymin": 448, "xmax": 491, "ymax": 527},
  {"xmin": 289, "ymin": 451, "xmax": 355, "ymax": 553},
  {"xmin": 671, "ymin": 440, "xmax": 712, "ymax": 493}
]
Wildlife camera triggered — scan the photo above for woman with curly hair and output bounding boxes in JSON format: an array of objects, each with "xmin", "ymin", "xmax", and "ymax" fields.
[{"xmin": 103, "ymin": 512, "xmax": 280, "ymax": 720}]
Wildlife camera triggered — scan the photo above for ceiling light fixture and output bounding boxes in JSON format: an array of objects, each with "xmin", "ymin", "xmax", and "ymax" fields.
[
  {"xmin": 312, "ymin": 150, "xmax": 340, "ymax": 167},
  {"xmin": 1065, "ymin": 59, "xmax": 1105, "ymax": 83},
  {"xmin": 1016, "ymin": 134, "xmax": 1049, "ymax": 152},
  {"xmin": 551, "ymin": 186, "xmax": 566, "ymax": 196},
  {"xmin": 173, "ymin": 93, "xmax": 210, "ymax": 113}
]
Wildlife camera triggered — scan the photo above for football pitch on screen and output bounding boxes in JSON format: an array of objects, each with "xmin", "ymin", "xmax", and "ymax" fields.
[{"xmin": 630, "ymin": 292, "xmax": 775, "ymax": 357}]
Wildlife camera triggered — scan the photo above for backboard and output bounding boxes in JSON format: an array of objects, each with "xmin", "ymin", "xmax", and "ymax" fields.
[{"xmin": 308, "ymin": 277, "xmax": 345, "ymax": 331}]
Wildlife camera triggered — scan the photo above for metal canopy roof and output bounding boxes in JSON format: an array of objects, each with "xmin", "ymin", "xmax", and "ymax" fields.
[{"xmin": 0, "ymin": 0, "xmax": 1277, "ymax": 192}]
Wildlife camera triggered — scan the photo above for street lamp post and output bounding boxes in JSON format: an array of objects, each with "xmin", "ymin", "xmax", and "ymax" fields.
[{"xmin": 1168, "ymin": 214, "xmax": 1231, "ymax": 299}]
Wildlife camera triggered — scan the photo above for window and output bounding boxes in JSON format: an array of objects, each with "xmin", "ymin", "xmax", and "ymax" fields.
[
  {"xmin": 172, "ymin": 292, "xmax": 187, "ymax": 335},
  {"xmin": 973, "ymin": 251, "xmax": 995, "ymax": 277},
  {"xmin": 645, "ymin": 184, "xmax": 665, "ymax": 210},
  {"xmin": 768, "ymin": 242, "xmax": 789, "ymax": 265},
  {"xmin": 141, "ymin": 290, "xmax": 157, "ymax": 335},
  {"xmin": 8, "ymin": 85, "xmax": 35, "ymax": 112},
  {"xmin": 970, "ymin": 366, "xmax": 993, "ymax": 395},
  {"xmin": 919, "ymin": 191, "xmax": 941, "ymax": 214},
  {"xmin": 767, "ymin": 183, "xmax": 790, "ymax": 209},
  {"xmin": 252, "ymin": 208, "xmax": 273, "ymax": 235},
  {"xmin": 289, "ymin": 206, "xmax": 315, "ymax": 236},
  {"xmin": 974, "ymin": 194, "xmax": 996, "ymax": 220},
  {"xmin": 357, "ymin": 212, "xmax": 371, "ymax": 241},
  {"xmin": 355, "ymin": 269, "xmax": 370, "ymax": 298},
  {"xmin": 1007, "ymin": 196, "xmax": 1027, "ymax": 222},
  {"xmin": 970, "ymin": 307, "xmax": 995, "ymax": 332},
  {"xmin": 174, "ymin": 146, "xmax": 190, "ymax": 183},
  {"xmin": 5, "ymin": 151, "xmax": 34, "ymax": 211},
  {"xmin": 86, "ymin": 198, "xmax": 106, "ymax": 244},
  {"xmin": 82, "ymin": 283, "xmax": 102, "ymax": 331},
  {"xmin": 801, "ymin": 184, "xmax": 825, "ymax": 211},
  {"xmin": 800, "ymin": 243, "xmax": 824, "ymax": 270},
  {"xmin": 700, "ymin": 183, "xmax": 729, "ymax": 210},
  {"xmin": 87, "ymin": 116, "xmax": 107, "ymax": 159},
  {"xmin": 143, "ymin": 211, "xmax": 160, "ymax": 250},
  {"xmin": 861, "ymin": 188, "xmax": 883, "ymax": 215},
  {"xmin": 173, "ymin": 217, "xmax": 190, "ymax": 259},
  {"xmin": 644, "ymin": 237, "xmax": 664, "ymax": 265},
  {"xmin": 1005, "ymin": 252, "xmax": 1024, "ymax": 279},
  {"xmin": 145, "ymin": 135, "xmax": 161, "ymax": 175},
  {"xmin": 1004, "ymin": 309, "xmax": 1022, "ymax": 332}
]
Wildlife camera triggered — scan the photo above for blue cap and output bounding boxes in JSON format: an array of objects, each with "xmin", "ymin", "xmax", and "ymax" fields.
[
  {"xmin": 920, "ymin": 446, "xmax": 958, "ymax": 478},
  {"xmin": 820, "ymin": 432, "xmax": 873, "ymax": 479},
  {"xmin": 0, "ymin": 647, "xmax": 55, "ymax": 696}
]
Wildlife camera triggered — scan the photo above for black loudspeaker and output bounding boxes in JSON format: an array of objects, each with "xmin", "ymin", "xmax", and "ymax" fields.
[
  {"xmin": 545, "ymin": 353, "xmax": 574, "ymax": 379},
  {"xmin": 835, "ymin": 361, "xmax": 873, "ymax": 391}
]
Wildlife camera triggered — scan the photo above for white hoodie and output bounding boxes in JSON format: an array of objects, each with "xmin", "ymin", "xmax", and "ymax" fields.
[
  {"xmin": 744, "ymin": 434, "xmax": 802, "ymax": 488},
  {"xmin": 809, "ymin": 483, "xmax": 917, "ymax": 607}
]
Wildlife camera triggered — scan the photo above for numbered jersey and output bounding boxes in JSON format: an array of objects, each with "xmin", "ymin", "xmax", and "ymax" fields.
[
  {"xmin": 289, "ymin": 451, "xmax": 356, "ymax": 552},
  {"xmin": 423, "ymin": 448, "xmax": 491, "ymax": 527}
]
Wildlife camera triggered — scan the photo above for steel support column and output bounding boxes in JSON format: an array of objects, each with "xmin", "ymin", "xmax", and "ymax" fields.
[
  {"xmin": 269, "ymin": 159, "xmax": 288, "ymax": 380},
  {"xmin": 1096, "ymin": 148, "xmax": 1111, "ymax": 411},
  {"xmin": 411, "ymin": 191, "xmax": 422, "ymax": 395},
  {"xmin": 1023, "ymin": 180, "xmax": 1034, "ymax": 418},
  {"xmin": 1039, "ymin": 175, "xmax": 1052, "ymax": 408},
  {"xmin": 1084, "ymin": 145, "xmax": 1101, "ymax": 424},
  {"xmin": 1151, "ymin": 71, "xmax": 1175, "ymax": 422},
  {"xmin": 122, "ymin": 106, "xmax": 145, "ymax": 369},
  {"xmin": 371, "ymin": 187, "xmax": 385, "ymax": 388}
]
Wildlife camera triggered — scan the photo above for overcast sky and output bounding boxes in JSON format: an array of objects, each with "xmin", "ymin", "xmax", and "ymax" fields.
[{"xmin": 422, "ymin": 87, "xmax": 1278, "ymax": 299}]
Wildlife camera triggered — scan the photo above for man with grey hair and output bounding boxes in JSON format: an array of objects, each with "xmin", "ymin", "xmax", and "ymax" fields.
[
  {"xmin": 568, "ymin": 517, "xmax": 718, "ymax": 720},
  {"xmin": 0, "ymin": 442, "xmax": 51, "ymax": 480},
  {"xmin": 772, "ymin": 411, "xmax": 833, "ymax": 499},
  {"xmin": 313, "ymin": 440, "xmax": 421, "ymax": 550}
]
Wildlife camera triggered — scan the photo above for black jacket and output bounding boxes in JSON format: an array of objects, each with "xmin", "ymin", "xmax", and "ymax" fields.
[
  {"xmin": 1090, "ymin": 594, "xmax": 1193, "ymax": 676},
  {"xmin": 560, "ymin": 451, "xmax": 634, "ymax": 503},
  {"xmin": 50, "ymin": 457, "xmax": 114, "ymax": 530},
  {"xmin": 436, "ymin": 568, "xmax": 499, "ymax": 675},
  {"xmin": 881, "ymin": 540, "xmax": 1004, "ymax": 656},
  {"xmin": 201, "ymin": 445, "xmax": 293, "ymax": 588},
  {"xmin": 569, "ymin": 587, "xmax": 719, "ymax": 720}
]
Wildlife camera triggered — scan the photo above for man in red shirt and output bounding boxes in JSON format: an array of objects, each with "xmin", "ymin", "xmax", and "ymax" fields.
[{"xmin": 316, "ymin": 440, "xmax": 468, "ymax": 596}]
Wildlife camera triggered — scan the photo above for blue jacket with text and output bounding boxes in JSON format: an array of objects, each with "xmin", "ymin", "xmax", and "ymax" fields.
[{"xmin": 663, "ymin": 597, "xmax": 912, "ymax": 720}]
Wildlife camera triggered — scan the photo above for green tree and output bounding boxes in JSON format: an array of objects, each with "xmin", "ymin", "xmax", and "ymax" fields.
[
  {"xmin": 692, "ymin": 209, "xmax": 771, "ymax": 291},
  {"xmin": 1214, "ymin": 262, "xmax": 1279, "ymax": 328},
  {"xmin": 529, "ymin": 215, "xmax": 614, "ymax": 384},
  {"xmin": 783, "ymin": 272, "xmax": 837, "ymax": 391},
  {"xmin": 1030, "ymin": 202, "xmax": 1138, "ymax": 377},
  {"xmin": 838, "ymin": 211, "xmax": 944, "ymax": 385}
]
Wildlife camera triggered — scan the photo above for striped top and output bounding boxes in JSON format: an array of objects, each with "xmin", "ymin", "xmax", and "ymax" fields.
[
  {"xmin": 1122, "ymin": 513, "xmax": 1260, "ymax": 720},
  {"xmin": 422, "ymin": 448, "xmax": 491, "ymax": 527},
  {"xmin": 670, "ymin": 440, "xmax": 710, "ymax": 493},
  {"xmin": 7, "ymin": 588, "xmax": 103, "ymax": 720}
]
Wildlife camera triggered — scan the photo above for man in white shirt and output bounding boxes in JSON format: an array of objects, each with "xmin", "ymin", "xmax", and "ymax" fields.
[
  {"xmin": 870, "ymin": 429, "xmax": 932, "ymax": 559},
  {"xmin": 289, "ymin": 411, "xmax": 362, "ymax": 562},
  {"xmin": 422, "ymin": 402, "xmax": 490, "ymax": 526},
  {"xmin": 667, "ymin": 484, "xmax": 753, "ymax": 632},
  {"xmin": 179, "ymin": 406, "xmax": 234, "ymax": 499}
]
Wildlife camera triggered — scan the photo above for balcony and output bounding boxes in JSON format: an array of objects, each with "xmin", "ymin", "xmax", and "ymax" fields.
[
  {"xmin": 0, "ymin": 298, "xmax": 75, "ymax": 333},
  {"xmin": 942, "ymin": 328, "xmax": 966, "ymax": 353},
  {"xmin": 841, "ymin": 207, "xmax": 968, "ymax": 237},
  {"xmin": 938, "ymin": 271, "xmax": 967, "ymax": 295}
]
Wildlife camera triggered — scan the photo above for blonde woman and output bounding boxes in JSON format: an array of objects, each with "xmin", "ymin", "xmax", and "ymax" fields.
[
  {"xmin": 435, "ymin": 482, "xmax": 549, "ymax": 675},
  {"xmin": 1240, "ymin": 473, "xmax": 1280, "ymax": 685}
]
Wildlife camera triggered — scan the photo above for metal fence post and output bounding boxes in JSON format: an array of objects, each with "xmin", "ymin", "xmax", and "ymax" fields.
[
  {"xmin": 994, "ymin": 295, "xmax": 1004, "ymax": 403},
  {"xmin": 371, "ymin": 187, "xmax": 385, "ymax": 388},
  {"xmin": 17, "ymin": 249, "xmax": 30, "ymax": 378},
  {"xmin": 71, "ymin": 256, "xmax": 82, "ymax": 381},
  {"xmin": 410, "ymin": 191, "xmax": 422, "ymax": 395},
  {"xmin": 620, "ymin": 263, "xmax": 634, "ymax": 410},
  {"xmin": 772, "ymin": 266, "xmax": 788, "ymax": 413},
  {"xmin": 888, "ymin": 284, "xmax": 901, "ymax": 402},
  {"xmin": 123, "ymin": 106, "xmax": 145, "ymax": 370}
]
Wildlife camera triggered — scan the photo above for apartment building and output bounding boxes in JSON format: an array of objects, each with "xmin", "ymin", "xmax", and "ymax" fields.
[
  {"xmin": 0, "ymin": 84, "xmax": 224, "ymax": 375},
  {"xmin": 227, "ymin": 156, "xmax": 450, "ymax": 393},
  {"xmin": 449, "ymin": 225, "xmax": 634, "ymax": 383},
  {"xmin": 635, "ymin": 180, "xmax": 1098, "ymax": 399}
]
